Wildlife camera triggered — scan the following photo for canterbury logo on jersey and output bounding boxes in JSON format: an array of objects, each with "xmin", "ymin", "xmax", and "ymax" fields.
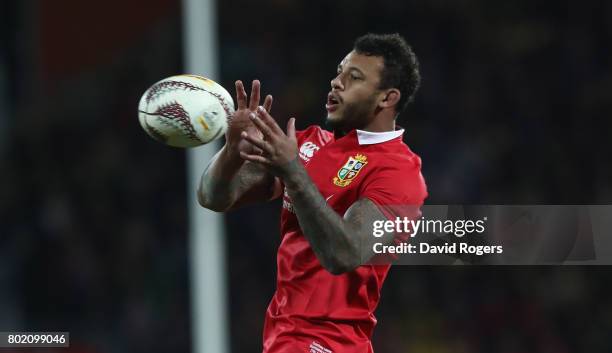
[
  {"xmin": 309, "ymin": 341, "xmax": 332, "ymax": 353},
  {"xmin": 299, "ymin": 142, "xmax": 320, "ymax": 162}
]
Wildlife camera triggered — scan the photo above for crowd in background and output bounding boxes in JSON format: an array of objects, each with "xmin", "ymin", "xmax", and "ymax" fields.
[{"xmin": 1, "ymin": 0, "xmax": 611, "ymax": 352}]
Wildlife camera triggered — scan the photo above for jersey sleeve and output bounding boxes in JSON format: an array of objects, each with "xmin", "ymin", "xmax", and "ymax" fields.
[
  {"xmin": 359, "ymin": 157, "xmax": 427, "ymax": 220},
  {"xmin": 359, "ymin": 158, "xmax": 428, "ymax": 263}
]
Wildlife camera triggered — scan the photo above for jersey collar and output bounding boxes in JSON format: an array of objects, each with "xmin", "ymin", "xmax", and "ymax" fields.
[{"xmin": 355, "ymin": 129, "xmax": 404, "ymax": 145}]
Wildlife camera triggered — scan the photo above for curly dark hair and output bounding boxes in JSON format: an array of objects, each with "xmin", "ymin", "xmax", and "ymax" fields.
[{"xmin": 353, "ymin": 33, "xmax": 421, "ymax": 114}]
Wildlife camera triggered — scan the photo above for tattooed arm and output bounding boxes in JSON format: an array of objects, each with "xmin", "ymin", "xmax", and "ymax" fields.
[
  {"xmin": 282, "ymin": 159, "xmax": 391, "ymax": 274},
  {"xmin": 197, "ymin": 80, "xmax": 280, "ymax": 212},
  {"xmin": 239, "ymin": 106, "xmax": 395, "ymax": 274},
  {"xmin": 197, "ymin": 146, "xmax": 280, "ymax": 212}
]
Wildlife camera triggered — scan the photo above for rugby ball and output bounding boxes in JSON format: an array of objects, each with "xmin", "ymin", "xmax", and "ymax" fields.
[{"xmin": 138, "ymin": 75, "xmax": 234, "ymax": 147}]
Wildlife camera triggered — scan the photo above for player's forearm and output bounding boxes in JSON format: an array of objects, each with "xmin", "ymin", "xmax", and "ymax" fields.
[
  {"xmin": 197, "ymin": 145, "xmax": 245, "ymax": 211},
  {"xmin": 198, "ymin": 143, "xmax": 277, "ymax": 212},
  {"xmin": 282, "ymin": 159, "xmax": 360, "ymax": 274}
]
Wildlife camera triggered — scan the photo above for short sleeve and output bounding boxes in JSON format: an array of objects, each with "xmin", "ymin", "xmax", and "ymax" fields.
[
  {"xmin": 360, "ymin": 161, "xmax": 427, "ymax": 222},
  {"xmin": 360, "ymin": 160, "xmax": 428, "ymax": 263}
]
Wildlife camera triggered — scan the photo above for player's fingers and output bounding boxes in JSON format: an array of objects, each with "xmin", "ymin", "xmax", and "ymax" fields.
[
  {"xmin": 249, "ymin": 112, "xmax": 277, "ymax": 140},
  {"xmin": 241, "ymin": 130, "xmax": 273, "ymax": 154},
  {"xmin": 249, "ymin": 80, "xmax": 261, "ymax": 111},
  {"xmin": 240, "ymin": 151, "xmax": 270, "ymax": 165},
  {"xmin": 256, "ymin": 106, "xmax": 284, "ymax": 135},
  {"xmin": 263, "ymin": 94, "xmax": 273, "ymax": 113},
  {"xmin": 235, "ymin": 80, "xmax": 247, "ymax": 110},
  {"xmin": 287, "ymin": 117, "xmax": 296, "ymax": 140},
  {"xmin": 252, "ymin": 145, "xmax": 264, "ymax": 155}
]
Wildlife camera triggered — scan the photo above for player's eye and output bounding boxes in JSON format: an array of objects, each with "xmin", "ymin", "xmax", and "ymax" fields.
[{"xmin": 351, "ymin": 74, "xmax": 361, "ymax": 80}]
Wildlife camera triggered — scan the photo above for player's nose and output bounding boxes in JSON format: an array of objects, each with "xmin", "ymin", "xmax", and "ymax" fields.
[{"xmin": 331, "ymin": 76, "xmax": 343, "ymax": 90}]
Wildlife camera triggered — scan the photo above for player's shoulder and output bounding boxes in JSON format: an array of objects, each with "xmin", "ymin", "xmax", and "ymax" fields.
[
  {"xmin": 296, "ymin": 124, "xmax": 334, "ymax": 142},
  {"xmin": 296, "ymin": 125, "xmax": 334, "ymax": 162},
  {"xmin": 398, "ymin": 142, "xmax": 423, "ymax": 169},
  {"xmin": 359, "ymin": 142, "xmax": 428, "ymax": 205},
  {"xmin": 296, "ymin": 124, "xmax": 334, "ymax": 148},
  {"xmin": 369, "ymin": 139, "xmax": 423, "ymax": 172},
  {"xmin": 362, "ymin": 142, "xmax": 428, "ymax": 201}
]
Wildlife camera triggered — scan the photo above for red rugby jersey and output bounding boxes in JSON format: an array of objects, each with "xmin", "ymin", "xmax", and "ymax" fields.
[{"xmin": 263, "ymin": 125, "xmax": 427, "ymax": 353}]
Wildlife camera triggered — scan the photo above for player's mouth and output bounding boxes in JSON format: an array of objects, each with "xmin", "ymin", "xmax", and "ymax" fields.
[{"xmin": 326, "ymin": 92, "xmax": 342, "ymax": 112}]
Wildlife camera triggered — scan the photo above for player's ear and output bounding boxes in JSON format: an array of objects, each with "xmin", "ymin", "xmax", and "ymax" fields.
[{"xmin": 378, "ymin": 89, "xmax": 401, "ymax": 109}]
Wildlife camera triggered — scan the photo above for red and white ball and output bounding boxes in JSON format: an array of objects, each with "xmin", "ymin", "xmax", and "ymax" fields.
[{"xmin": 138, "ymin": 75, "xmax": 234, "ymax": 148}]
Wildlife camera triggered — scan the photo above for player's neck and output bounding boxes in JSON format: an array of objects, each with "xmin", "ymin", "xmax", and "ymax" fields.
[
  {"xmin": 360, "ymin": 115, "xmax": 396, "ymax": 133},
  {"xmin": 332, "ymin": 113, "xmax": 396, "ymax": 137}
]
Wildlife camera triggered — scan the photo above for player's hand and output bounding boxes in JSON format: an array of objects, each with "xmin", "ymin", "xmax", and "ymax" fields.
[
  {"xmin": 239, "ymin": 106, "xmax": 298, "ymax": 177},
  {"xmin": 227, "ymin": 80, "xmax": 273, "ymax": 157}
]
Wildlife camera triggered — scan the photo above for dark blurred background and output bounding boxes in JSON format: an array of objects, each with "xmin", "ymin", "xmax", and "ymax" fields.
[{"xmin": 1, "ymin": 0, "xmax": 612, "ymax": 352}]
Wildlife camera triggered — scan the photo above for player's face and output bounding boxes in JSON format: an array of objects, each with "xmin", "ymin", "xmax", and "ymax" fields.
[{"xmin": 326, "ymin": 51, "xmax": 384, "ymax": 132}]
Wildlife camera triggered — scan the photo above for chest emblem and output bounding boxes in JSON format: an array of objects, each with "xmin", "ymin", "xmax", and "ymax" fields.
[{"xmin": 333, "ymin": 154, "xmax": 368, "ymax": 187}]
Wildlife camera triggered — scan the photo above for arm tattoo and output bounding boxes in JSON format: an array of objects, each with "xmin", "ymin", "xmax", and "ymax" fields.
[
  {"xmin": 199, "ymin": 148, "xmax": 276, "ymax": 211},
  {"xmin": 282, "ymin": 159, "xmax": 393, "ymax": 273},
  {"xmin": 228, "ymin": 161, "xmax": 277, "ymax": 208}
]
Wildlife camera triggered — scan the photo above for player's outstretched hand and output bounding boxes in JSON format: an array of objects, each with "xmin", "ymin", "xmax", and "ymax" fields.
[
  {"xmin": 239, "ymin": 106, "xmax": 298, "ymax": 177},
  {"xmin": 227, "ymin": 80, "xmax": 273, "ymax": 156}
]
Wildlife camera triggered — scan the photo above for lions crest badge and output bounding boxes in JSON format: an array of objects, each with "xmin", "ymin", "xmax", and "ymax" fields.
[{"xmin": 333, "ymin": 154, "xmax": 368, "ymax": 187}]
